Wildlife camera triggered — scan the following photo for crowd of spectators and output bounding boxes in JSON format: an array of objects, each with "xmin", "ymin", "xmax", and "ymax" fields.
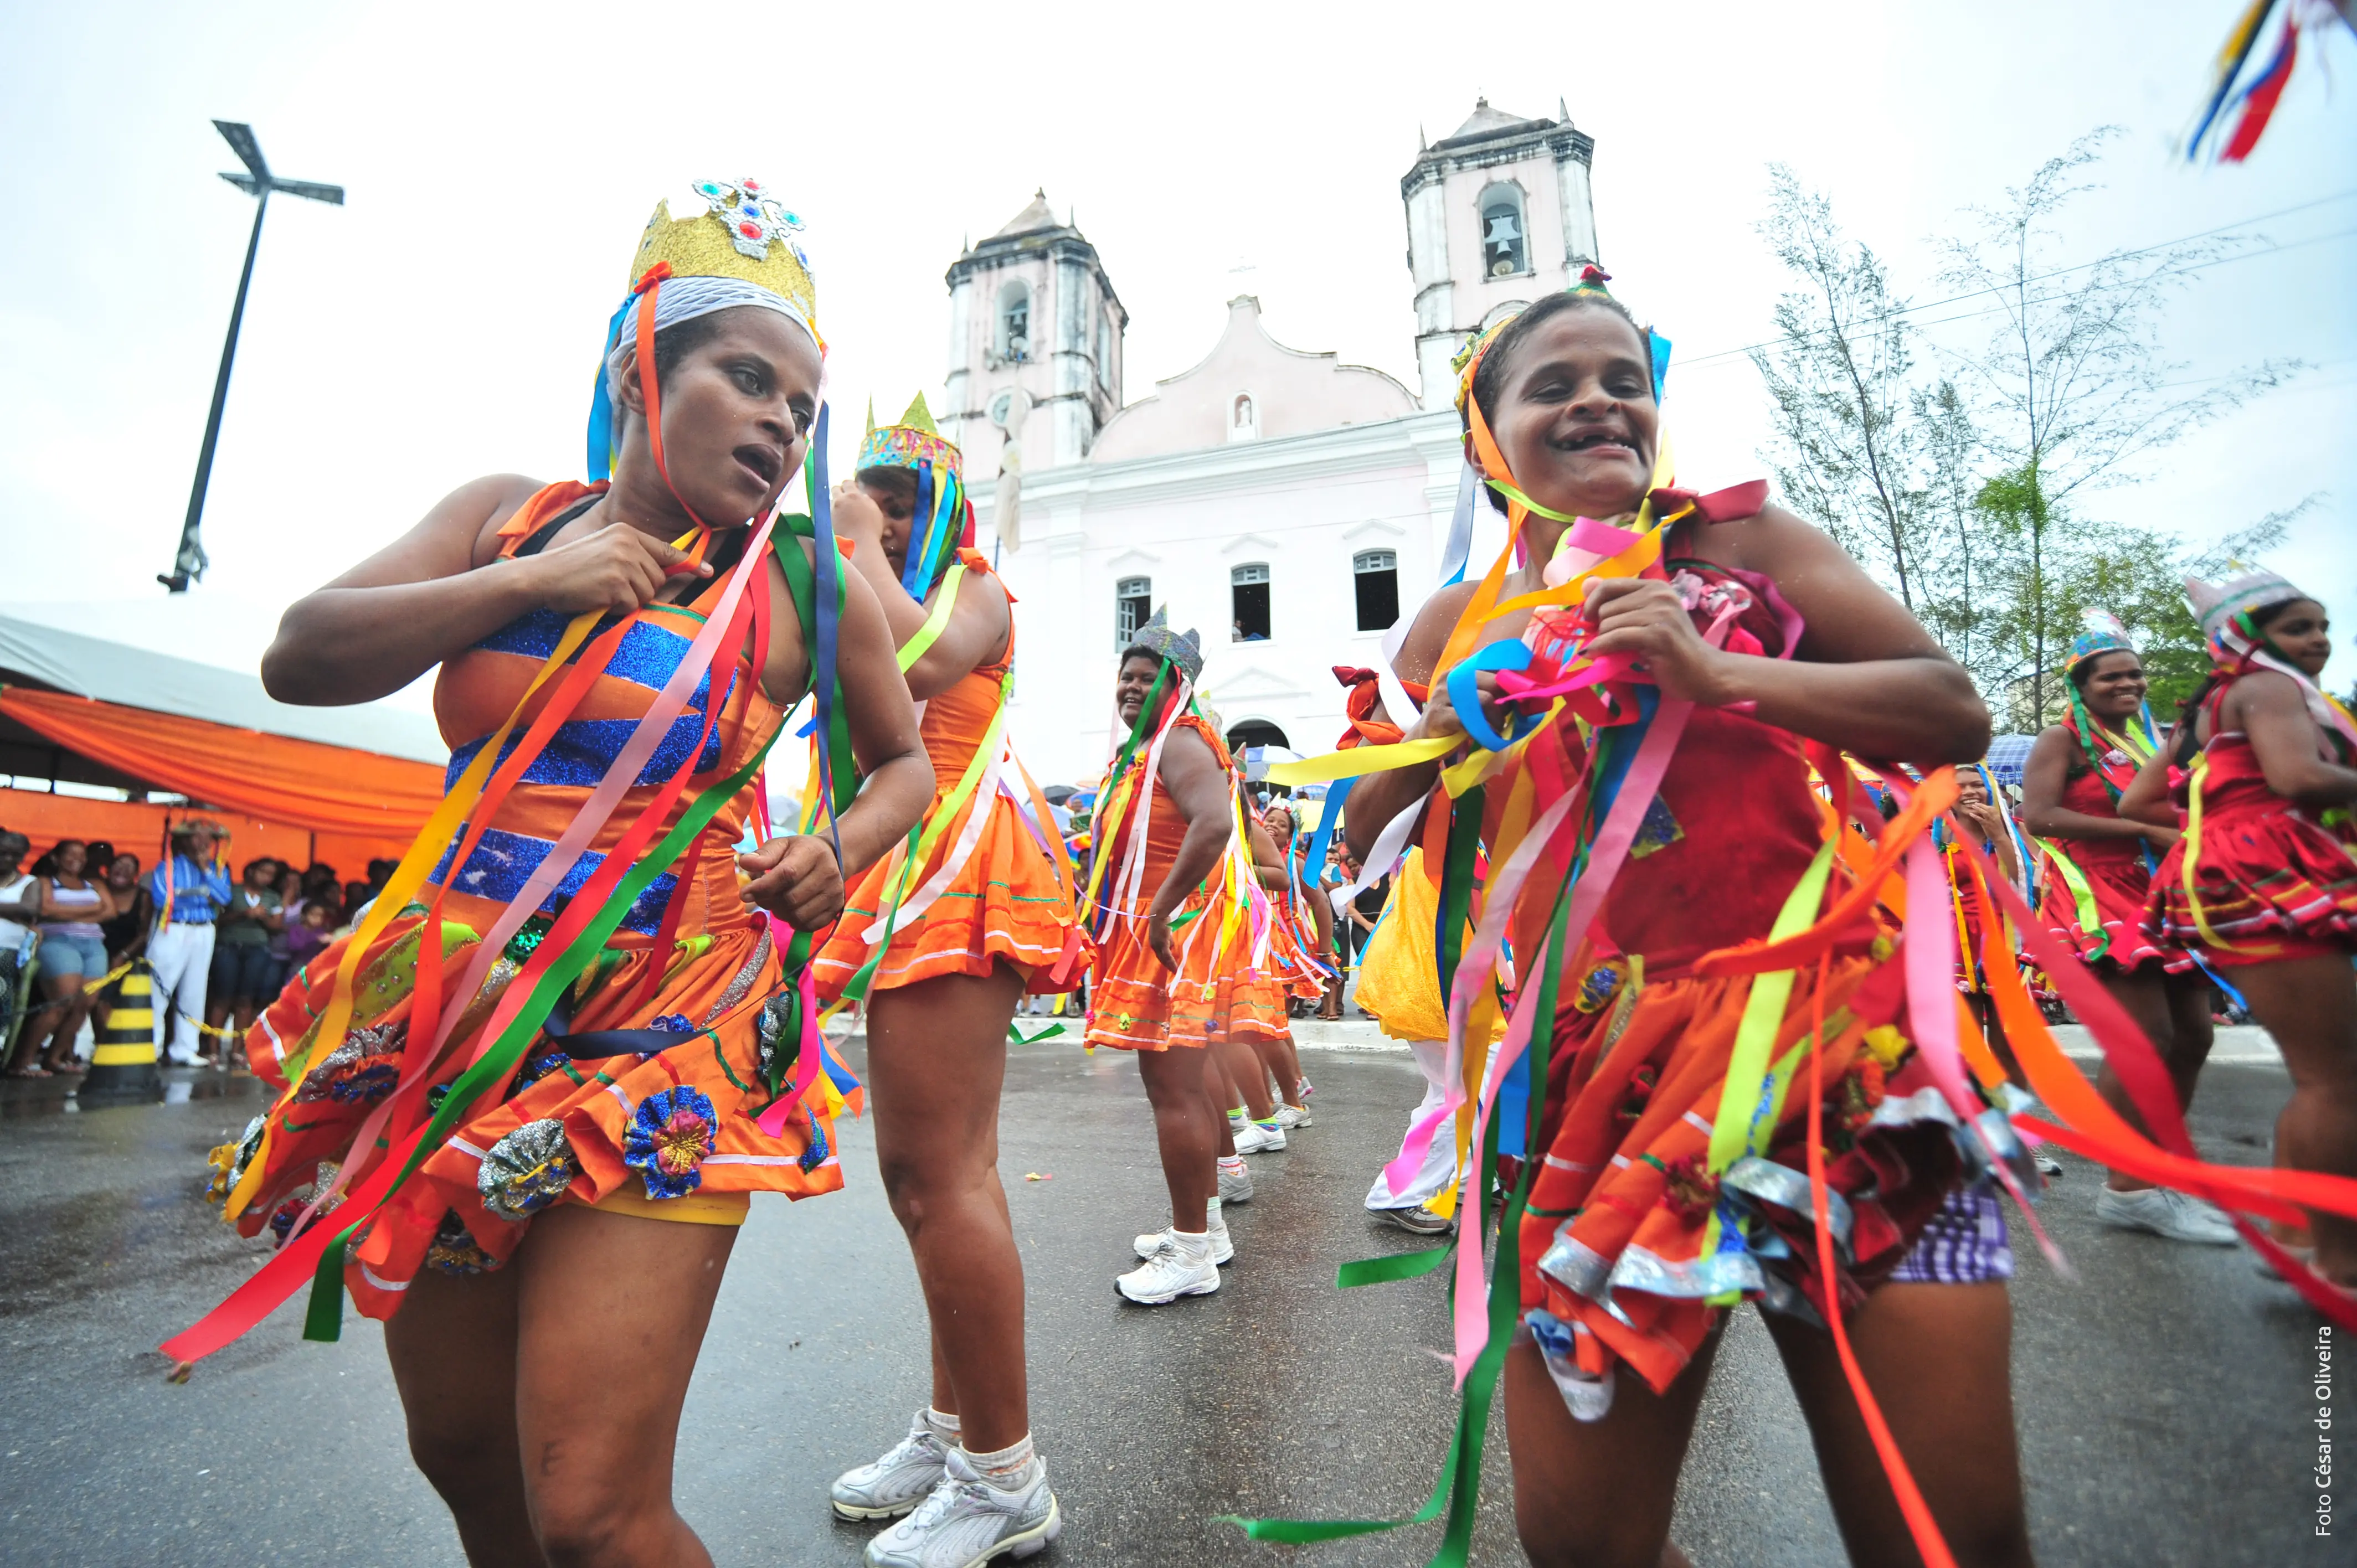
[{"xmin": 0, "ymin": 821, "xmax": 399, "ymax": 1077}]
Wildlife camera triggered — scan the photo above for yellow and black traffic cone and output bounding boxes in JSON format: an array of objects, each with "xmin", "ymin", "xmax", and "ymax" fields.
[{"xmin": 79, "ymin": 960, "xmax": 161, "ymax": 1106}]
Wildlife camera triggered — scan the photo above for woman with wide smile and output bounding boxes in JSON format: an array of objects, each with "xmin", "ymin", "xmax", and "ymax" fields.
[{"xmin": 1337, "ymin": 270, "xmax": 2033, "ymax": 1568}]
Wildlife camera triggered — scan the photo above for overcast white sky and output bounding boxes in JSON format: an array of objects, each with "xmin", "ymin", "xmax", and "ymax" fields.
[{"xmin": 4, "ymin": 2, "xmax": 2351, "ymax": 706}]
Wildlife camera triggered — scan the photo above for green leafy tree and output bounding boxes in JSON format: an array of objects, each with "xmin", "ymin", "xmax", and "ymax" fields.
[{"xmin": 1933, "ymin": 128, "xmax": 2296, "ymax": 723}]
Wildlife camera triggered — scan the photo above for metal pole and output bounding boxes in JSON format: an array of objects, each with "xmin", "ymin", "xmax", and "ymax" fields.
[{"xmin": 164, "ymin": 188, "xmax": 269, "ymax": 592}]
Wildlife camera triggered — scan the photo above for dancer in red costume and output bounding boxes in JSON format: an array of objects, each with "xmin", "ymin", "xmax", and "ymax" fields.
[
  {"xmin": 192, "ymin": 182, "xmax": 932, "ymax": 1568},
  {"xmin": 1339, "ymin": 276, "xmax": 2030, "ymax": 1568},
  {"xmin": 815, "ymin": 396, "xmax": 1074, "ymax": 1562},
  {"xmin": 2022, "ymin": 615, "xmax": 2232, "ymax": 1244},
  {"xmin": 2123, "ymin": 574, "xmax": 2357, "ymax": 1288}
]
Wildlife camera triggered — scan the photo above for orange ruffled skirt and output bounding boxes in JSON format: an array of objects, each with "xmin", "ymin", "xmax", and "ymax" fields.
[
  {"xmin": 229, "ymin": 908, "xmax": 840, "ymax": 1322},
  {"xmin": 813, "ymin": 783, "xmax": 1082, "ymax": 1002},
  {"xmin": 1514, "ymin": 949, "xmax": 1960, "ymax": 1399}
]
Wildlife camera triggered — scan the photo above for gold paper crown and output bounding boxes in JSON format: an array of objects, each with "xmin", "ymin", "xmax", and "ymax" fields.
[{"xmin": 628, "ymin": 178, "xmax": 817, "ymax": 328}]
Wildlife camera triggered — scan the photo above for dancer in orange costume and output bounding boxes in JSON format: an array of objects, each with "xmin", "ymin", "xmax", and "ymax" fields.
[
  {"xmin": 2124, "ymin": 574, "xmax": 2357, "ymax": 1288},
  {"xmin": 817, "ymin": 395, "xmax": 1075, "ymax": 1560},
  {"xmin": 186, "ymin": 180, "xmax": 932, "ymax": 1567},
  {"xmin": 2022, "ymin": 613, "xmax": 2232, "ymax": 1244},
  {"xmin": 1337, "ymin": 273, "xmax": 2030, "ymax": 1568},
  {"xmin": 1084, "ymin": 614, "xmax": 1257, "ymax": 1302}
]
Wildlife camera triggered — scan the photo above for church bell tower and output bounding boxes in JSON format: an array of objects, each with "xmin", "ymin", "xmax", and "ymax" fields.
[
  {"xmin": 1401, "ymin": 98, "xmax": 1599, "ymax": 409},
  {"xmin": 944, "ymin": 190, "xmax": 1128, "ymax": 483}
]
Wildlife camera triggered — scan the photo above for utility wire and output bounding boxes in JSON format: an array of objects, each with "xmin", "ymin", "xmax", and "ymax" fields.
[{"xmin": 1673, "ymin": 187, "xmax": 2357, "ymax": 373}]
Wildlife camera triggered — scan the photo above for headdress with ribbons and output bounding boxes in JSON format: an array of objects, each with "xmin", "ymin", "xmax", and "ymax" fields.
[
  {"xmin": 2060, "ymin": 610, "xmax": 2159, "ymax": 801},
  {"xmin": 858, "ymin": 392, "xmax": 976, "ymax": 601},
  {"xmin": 2186, "ymin": 568, "xmax": 2357, "ymax": 748}
]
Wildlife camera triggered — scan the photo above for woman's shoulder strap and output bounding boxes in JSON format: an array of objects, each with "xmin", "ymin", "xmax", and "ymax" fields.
[{"xmin": 493, "ymin": 481, "xmax": 607, "ymax": 561}]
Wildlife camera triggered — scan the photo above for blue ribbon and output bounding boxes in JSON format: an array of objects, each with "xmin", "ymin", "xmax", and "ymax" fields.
[
  {"xmin": 584, "ymin": 293, "xmax": 636, "ymax": 480},
  {"xmin": 1447, "ymin": 640, "xmax": 1539, "ymax": 754},
  {"xmin": 807, "ymin": 404, "xmax": 846, "ymax": 869}
]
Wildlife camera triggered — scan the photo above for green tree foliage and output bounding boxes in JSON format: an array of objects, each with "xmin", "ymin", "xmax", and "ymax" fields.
[{"xmin": 1755, "ymin": 131, "xmax": 2304, "ymax": 735}]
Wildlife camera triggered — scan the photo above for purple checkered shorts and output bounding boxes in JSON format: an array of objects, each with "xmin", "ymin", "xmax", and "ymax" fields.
[{"xmin": 1886, "ymin": 1184, "xmax": 2014, "ymax": 1286}]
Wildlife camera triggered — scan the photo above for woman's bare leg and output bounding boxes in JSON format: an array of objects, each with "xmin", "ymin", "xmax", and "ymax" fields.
[
  {"xmin": 512, "ymin": 1205, "xmax": 737, "ymax": 1568},
  {"xmin": 1250, "ymin": 1030, "xmax": 1307, "ymax": 1109},
  {"xmin": 1138, "ymin": 1047, "xmax": 1217, "ymax": 1234},
  {"xmin": 1503, "ymin": 1329, "xmax": 1718, "ymax": 1568},
  {"xmin": 1214, "ymin": 1036, "xmax": 1274, "ymax": 1120},
  {"xmin": 2090, "ymin": 966, "xmax": 2178, "ymax": 1193},
  {"xmin": 1764, "ymin": 1282, "xmax": 2033, "ymax": 1568},
  {"xmin": 2234, "ymin": 954, "xmax": 2357, "ymax": 1285},
  {"xmin": 866, "ymin": 964, "xmax": 1031, "ymax": 1452},
  {"xmin": 384, "ymin": 1262, "xmax": 546, "ymax": 1567}
]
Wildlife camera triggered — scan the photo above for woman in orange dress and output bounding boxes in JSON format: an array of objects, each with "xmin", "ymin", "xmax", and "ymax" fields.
[
  {"xmin": 185, "ymin": 181, "xmax": 932, "ymax": 1567},
  {"xmin": 814, "ymin": 396, "xmax": 1078, "ymax": 1556},
  {"xmin": 1337, "ymin": 274, "xmax": 2028, "ymax": 1568},
  {"xmin": 1084, "ymin": 615, "xmax": 1255, "ymax": 1302}
]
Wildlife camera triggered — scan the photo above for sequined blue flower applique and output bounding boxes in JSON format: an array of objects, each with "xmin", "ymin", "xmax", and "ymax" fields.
[
  {"xmin": 650, "ymin": 1014, "xmax": 697, "ymax": 1035},
  {"xmin": 625, "ymin": 1085, "xmax": 719, "ymax": 1199},
  {"xmin": 477, "ymin": 1118, "xmax": 579, "ymax": 1221},
  {"xmin": 799, "ymin": 1116, "xmax": 830, "ymax": 1173}
]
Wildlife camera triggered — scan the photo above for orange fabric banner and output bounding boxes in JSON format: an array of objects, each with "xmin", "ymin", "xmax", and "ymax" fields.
[{"xmin": 0, "ymin": 688, "xmax": 444, "ymax": 841}]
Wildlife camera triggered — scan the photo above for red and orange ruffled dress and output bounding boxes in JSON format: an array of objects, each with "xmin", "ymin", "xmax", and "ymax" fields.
[
  {"xmin": 220, "ymin": 484, "xmax": 842, "ymax": 1321},
  {"xmin": 1084, "ymin": 715, "xmax": 1247, "ymax": 1051},
  {"xmin": 812, "ymin": 552, "xmax": 1081, "ymax": 1002},
  {"xmin": 2143, "ymin": 679, "xmax": 2357, "ymax": 966}
]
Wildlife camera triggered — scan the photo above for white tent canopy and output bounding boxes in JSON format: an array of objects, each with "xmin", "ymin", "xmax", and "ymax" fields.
[{"xmin": 0, "ymin": 599, "xmax": 446, "ymax": 764}]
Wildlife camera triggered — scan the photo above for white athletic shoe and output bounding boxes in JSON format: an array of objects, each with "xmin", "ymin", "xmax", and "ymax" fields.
[
  {"xmin": 1217, "ymin": 1159, "xmax": 1254, "ymax": 1204},
  {"xmin": 1135, "ymin": 1204, "xmax": 1233, "ymax": 1265},
  {"xmin": 1234, "ymin": 1119, "xmax": 1286, "ymax": 1153},
  {"xmin": 2095, "ymin": 1185, "xmax": 2240, "ymax": 1245},
  {"xmin": 863, "ymin": 1448, "xmax": 1061, "ymax": 1568},
  {"xmin": 832, "ymin": 1412, "xmax": 953, "ymax": 1521},
  {"xmin": 1273, "ymin": 1103, "xmax": 1312, "ymax": 1130},
  {"xmin": 1116, "ymin": 1235, "xmax": 1221, "ymax": 1304}
]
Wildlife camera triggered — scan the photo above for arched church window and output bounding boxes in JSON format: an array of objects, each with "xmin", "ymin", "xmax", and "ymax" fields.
[
  {"xmin": 997, "ymin": 281, "xmax": 1032, "ymax": 362},
  {"xmin": 1353, "ymin": 549, "xmax": 1399, "ymax": 632},
  {"xmin": 1231, "ymin": 563, "xmax": 1270, "ymax": 642},
  {"xmin": 1229, "ymin": 393, "xmax": 1258, "ymax": 443},
  {"xmin": 1479, "ymin": 184, "xmax": 1527, "ymax": 278},
  {"xmin": 1115, "ymin": 576, "xmax": 1152, "ymax": 650},
  {"xmin": 1096, "ymin": 314, "xmax": 1113, "ymax": 391}
]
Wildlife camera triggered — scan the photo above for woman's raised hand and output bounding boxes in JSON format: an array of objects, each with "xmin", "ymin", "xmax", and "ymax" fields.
[
  {"xmin": 737, "ymin": 835, "xmax": 846, "ymax": 930},
  {"xmin": 1582, "ymin": 577, "xmax": 1735, "ymax": 706},
  {"xmin": 524, "ymin": 525, "xmax": 709, "ymax": 616},
  {"xmin": 830, "ymin": 481, "xmax": 886, "ymax": 555}
]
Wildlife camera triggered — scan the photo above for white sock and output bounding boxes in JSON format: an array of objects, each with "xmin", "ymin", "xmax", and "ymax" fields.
[
  {"xmin": 924, "ymin": 1406, "xmax": 961, "ymax": 1443},
  {"xmin": 963, "ymin": 1433, "xmax": 1038, "ymax": 1491},
  {"xmin": 1217, "ymin": 1154, "xmax": 1246, "ymax": 1175},
  {"xmin": 1169, "ymin": 1227, "xmax": 1211, "ymax": 1262}
]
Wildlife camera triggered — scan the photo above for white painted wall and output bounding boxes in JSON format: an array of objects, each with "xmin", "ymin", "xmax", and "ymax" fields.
[{"xmin": 978, "ymin": 410, "xmax": 1475, "ymax": 787}]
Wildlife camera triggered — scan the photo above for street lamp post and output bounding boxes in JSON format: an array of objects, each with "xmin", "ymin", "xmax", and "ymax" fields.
[{"xmin": 161, "ymin": 120, "xmax": 343, "ymax": 594}]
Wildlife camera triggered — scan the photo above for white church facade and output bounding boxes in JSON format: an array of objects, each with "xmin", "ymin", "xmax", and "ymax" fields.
[{"xmin": 943, "ymin": 99, "xmax": 1603, "ymax": 786}]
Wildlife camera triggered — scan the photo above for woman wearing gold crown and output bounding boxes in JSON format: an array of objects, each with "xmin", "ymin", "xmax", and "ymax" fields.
[
  {"xmin": 172, "ymin": 180, "xmax": 933, "ymax": 1567},
  {"xmin": 2121, "ymin": 572, "xmax": 2357, "ymax": 1290},
  {"xmin": 812, "ymin": 395, "xmax": 1077, "ymax": 1561},
  {"xmin": 1325, "ymin": 272, "xmax": 2034, "ymax": 1568}
]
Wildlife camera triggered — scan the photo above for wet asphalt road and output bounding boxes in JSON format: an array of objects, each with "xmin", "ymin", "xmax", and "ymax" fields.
[{"xmin": 0, "ymin": 1044, "xmax": 2342, "ymax": 1567}]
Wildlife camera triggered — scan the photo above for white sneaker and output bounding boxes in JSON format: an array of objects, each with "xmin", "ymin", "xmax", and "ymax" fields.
[
  {"xmin": 1234, "ymin": 1119, "xmax": 1286, "ymax": 1153},
  {"xmin": 1134, "ymin": 1204, "xmax": 1233, "ymax": 1265},
  {"xmin": 1273, "ymin": 1103, "xmax": 1312, "ymax": 1130},
  {"xmin": 863, "ymin": 1448, "xmax": 1061, "ymax": 1567},
  {"xmin": 2095, "ymin": 1185, "xmax": 2240, "ymax": 1245},
  {"xmin": 833, "ymin": 1412, "xmax": 953, "ymax": 1520},
  {"xmin": 1217, "ymin": 1158, "xmax": 1254, "ymax": 1205},
  {"xmin": 1116, "ymin": 1235, "xmax": 1221, "ymax": 1304}
]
